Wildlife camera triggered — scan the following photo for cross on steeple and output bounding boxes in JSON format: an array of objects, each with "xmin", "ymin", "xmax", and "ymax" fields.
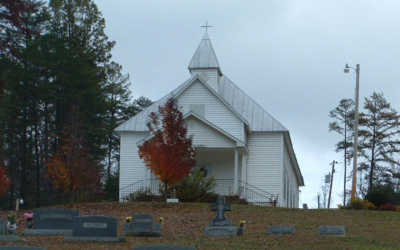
[{"xmin": 201, "ymin": 21, "xmax": 212, "ymax": 34}]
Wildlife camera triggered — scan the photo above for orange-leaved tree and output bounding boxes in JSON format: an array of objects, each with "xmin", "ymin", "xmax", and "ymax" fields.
[
  {"xmin": 139, "ymin": 97, "xmax": 196, "ymax": 203},
  {"xmin": 0, "ymin": 161, "xmax": 12, "ymax": 197},
  {"xmin": 46, "ymin": 108, "xmax": 103, "ymax": 203}
]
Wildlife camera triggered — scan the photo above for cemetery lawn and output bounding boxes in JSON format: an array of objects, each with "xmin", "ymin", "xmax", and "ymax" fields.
[{"xmin": 1, "ymin": 202, "xmax": 400, "ymax": 249}]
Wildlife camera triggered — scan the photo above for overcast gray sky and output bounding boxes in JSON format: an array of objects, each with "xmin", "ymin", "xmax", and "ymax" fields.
[{"xmin": 94, "ymin": 0, "xmax": 400, "ymax": 208}]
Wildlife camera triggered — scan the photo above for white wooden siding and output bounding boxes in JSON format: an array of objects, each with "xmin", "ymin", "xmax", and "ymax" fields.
[
  {"xmin": 247, "ymin": 132, "xmax": 283, "ymax": 198},
  {"xmin": 178, "ymin": 79, "xmax": 244, "ymax": 141},
  {"xmin": 283, "ymin": 143, "xmax": 299, "ymax": 208},
  {"xmin": 186, "ymin": 116, "xmax": 236, "ymax": 147},
  {"xmin": 190, "ymin": 69, "xmax": 219, "ymax": 93},
  {"xmin": 119, "ymin": 131, "xmax": 149, "ymax": 197}
]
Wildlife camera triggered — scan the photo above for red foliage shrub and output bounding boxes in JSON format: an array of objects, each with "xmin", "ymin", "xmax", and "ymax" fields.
[{"xmin": 378, "ymin": 203, "xmax": 397, "ymax": 211}]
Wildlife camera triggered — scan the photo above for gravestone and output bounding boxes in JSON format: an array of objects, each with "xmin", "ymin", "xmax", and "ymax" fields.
[
  {"xmin": 64, "ymin": 216, "xmax": 124, "ymax": 242},
  {"xmin": 268, "ymin": 226, "xmax": 295, "ymax": 235},
  {"xmin": 303, "ymin": 203, "xmax": 308, "ymax": 209},
  {"xmin": 125, "ymin": 214, "xmax": 162, "ymax": 237},
  {"xmin": 204, "ymin": 196, "xmax": 240, "ymax": 238},
  {"xmin": 210, "ymin": 196, "xmax": 232, "ymax": 226},
  {"xmin": 318, "ymin": 226, "xmax": 345, "ymax": 236},
  {"xmin": 0, "ymin": 246, "xmax": 47, "ymax": 250},
  {"xmin": 132, "ymin": 214, "xmax": 153, "ymax": 232},
  {"xmin": 133, "ymin": 246, "xmax": 195, "ymax": 250},
  {"xmin": 24, "ymin": 208, "xmax": 79, "ymax": 236},
  {"xmin": 0, "ymin": 219, "xmax": 19, "ymax": 242},
  {"xmin": 0, "ymin": 220, "xmax": 6, "ymax": 235}
]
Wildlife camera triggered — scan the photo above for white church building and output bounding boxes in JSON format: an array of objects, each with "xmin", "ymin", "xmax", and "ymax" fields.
[{"xmin": 116, "ymin": 33, "xmax": 304, "ymax": 207}]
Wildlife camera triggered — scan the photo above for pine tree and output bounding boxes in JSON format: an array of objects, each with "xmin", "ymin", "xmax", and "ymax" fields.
[
  {"xmin": 329, "ymin": 98, "xmax": 354, "ymax": 205},
  {"xmin": 358, "ymin": 92, "xmax": 400, "ymax": 191},
  {"xmin": 103, "ymin": 61, "xmax": 132, "ymax": 177}
]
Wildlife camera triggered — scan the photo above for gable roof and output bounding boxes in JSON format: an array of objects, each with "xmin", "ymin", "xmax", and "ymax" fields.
[
  {"xmin": 184, "ymin": 111, "xmax": 247, "ymax": 149},
  {"xmin": 115, "ymin": 75, "xmax": 250, "ymax": 132},
  {"xmin": 115, "ymin": 74, "xmax": 287, "ymax": 133},
  {"xmin": 136, "ymin": 111, "xmax": 250, "ymax": 156},
  {"xmin": 188, "ymin": 34, "xmax": 222, "ymax": 75}
]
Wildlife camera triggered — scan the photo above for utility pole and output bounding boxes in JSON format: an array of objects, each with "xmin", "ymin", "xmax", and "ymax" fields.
[
  {"xmin": 328, "ymin": 160, "xmax": 338, "ymax": 209},
  {"xmin": 344, "ymin": 63, "xmax": 360, "ymax": 200}
]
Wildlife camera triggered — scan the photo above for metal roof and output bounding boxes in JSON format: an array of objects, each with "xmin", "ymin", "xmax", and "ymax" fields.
[
  {"xmin": 115, "ymin": 74, "xmax": 287, "ymax": 133},
  {"xmin": 219, "ymin": 76, "xmax": 288, "ymax": 132},
  {"xmin": 116, "ymin": 34, "xmax": 287, "ymax": 133},
  {"xmin": 115, "ymin": 77, "xmax": 194, "ymax": 132},
  {"xmin": 188, "ymin": 34, "xmax": 222, "ymax": 75}
]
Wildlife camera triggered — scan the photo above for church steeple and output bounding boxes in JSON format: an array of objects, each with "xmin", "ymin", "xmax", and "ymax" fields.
[
  {"xmin": 188, "ymin": 33, "xmax": 222, "ymax": 92},
  {"xmin": 188, "ymin": 33, "xmax": 222, "ymax": 75}
]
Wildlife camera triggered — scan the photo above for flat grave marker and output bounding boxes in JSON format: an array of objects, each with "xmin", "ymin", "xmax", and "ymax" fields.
[
  {"xmin": 319, "ymin": 226, "xmax": 345, "ymax": 236},
  {"xmin": 133, "ymin": 246, "xmax": 195, "ymax": 250},
  {"xmin": 0, "ymin": 246, "xmax": 47, "ymax": 250},
  {"xmin": 268, "ymin": 226, "xmax": 295, "ymax": 235}
]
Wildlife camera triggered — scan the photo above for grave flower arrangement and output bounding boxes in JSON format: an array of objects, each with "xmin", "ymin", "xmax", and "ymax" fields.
[
  {"xmin": 7, "ymin": 211, "xmax": 17, "ymax": 233},
  {"xmin": 159, "ymin": 217, "xmax": 164, "ymax": 224},
  {"xmin": 126, "ymin": 216, "xmax": 132, "ymax": 223},
  {"xmin": 239, "ymin": 220, "xmax": 246, "ymax": 227},
  {"xmin": 8, "ymin": 212, "xmax": 17, "ymax": 226},
  {"xmin": 24, "ymin": 213, "xmax": 33, "ymax": 221},
  {"xmin": 24, "ymin": 213, "xmax": 34, "ymax": 229}
]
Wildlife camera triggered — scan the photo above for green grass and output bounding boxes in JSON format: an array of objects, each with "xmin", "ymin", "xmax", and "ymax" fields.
[{"xmin": 1, "ymin": 202, "xmax": 399, "ymax": 249}]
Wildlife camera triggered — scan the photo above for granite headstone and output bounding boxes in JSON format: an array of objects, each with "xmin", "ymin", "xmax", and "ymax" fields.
[
  {"xmin": 0, "ymin": 219, "xmax": 19, "ymax": 242},
  {"xmin": 125, "ymin": 214, "xmax": 162, "ymax": 237},
  {"xmin": 204, "ymin": 196, "xmax": 240, "ymax": 238},
  {"xmin": 64, "ymin": 216, "xmax": 124, "ymax": 242},
  {"xmin": 210, "ymin": 196, "xmax": 232, "ymax": 226},
  {"xmin": 73, "ymin": 216, "xmax": 117, "ymax": 237},
  {"xmin": 132, "ymin": 214, "xmax": 153, "ymax": 233},
  {"xmin": 24, "ymin": 208, "xmax": 79, "ymax": 236},
  {"xmin": 33, "ymin": 208, "xmax": 79, "ymax": 229},
  {"xmin": 0, "ymin": 220, "xmax": 6, "ymax": 235}
]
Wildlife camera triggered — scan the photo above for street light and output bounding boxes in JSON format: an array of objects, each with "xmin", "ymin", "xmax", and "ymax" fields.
[{"xmin": 344, "ymin": 63, "xmax": 360, "ymax": 201}]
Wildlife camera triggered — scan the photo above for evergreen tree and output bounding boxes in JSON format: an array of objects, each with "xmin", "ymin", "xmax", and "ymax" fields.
[
  {"xmin": 0, "ymin": 0, "xmax": 45, "ymax": 58},
  {"xmin": 0, "ymin": 0, "xmax": 147, "ymax": 207},
  {"xmin": 358, "ymin": 92, "xmax": 400, "ymax": 191},
  {"xmin": 0, "ymin": 0, "xmax": 48, "ymax": 207},
  {"xmin": 103, "ymin": 61, "xmax": 131, "ymax": 177},
  {"xmin": 329, "ymin": 98, "xmax": 354, "ymax": 205}
]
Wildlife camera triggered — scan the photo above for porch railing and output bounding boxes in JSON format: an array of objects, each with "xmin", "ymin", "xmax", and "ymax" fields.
[
  {"xmin": 119, "ymin": 178, "xmax": 279, "ymax": 206},
  {"xmin": 238, "ymin": 181, "xmax": 279, "ymax": 207},
  {"xmin": 119, "ymin": 180, "xmax": 144, "ymax": 202},
  {"xmin": 146, "ymin": 179, "xmax": 235, "ymax": 196}
]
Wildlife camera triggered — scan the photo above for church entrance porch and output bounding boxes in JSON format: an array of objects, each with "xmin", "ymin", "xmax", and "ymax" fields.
[{"xmin": 143, "ymin": 147, "xmax": 247, "ymax": 196}]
